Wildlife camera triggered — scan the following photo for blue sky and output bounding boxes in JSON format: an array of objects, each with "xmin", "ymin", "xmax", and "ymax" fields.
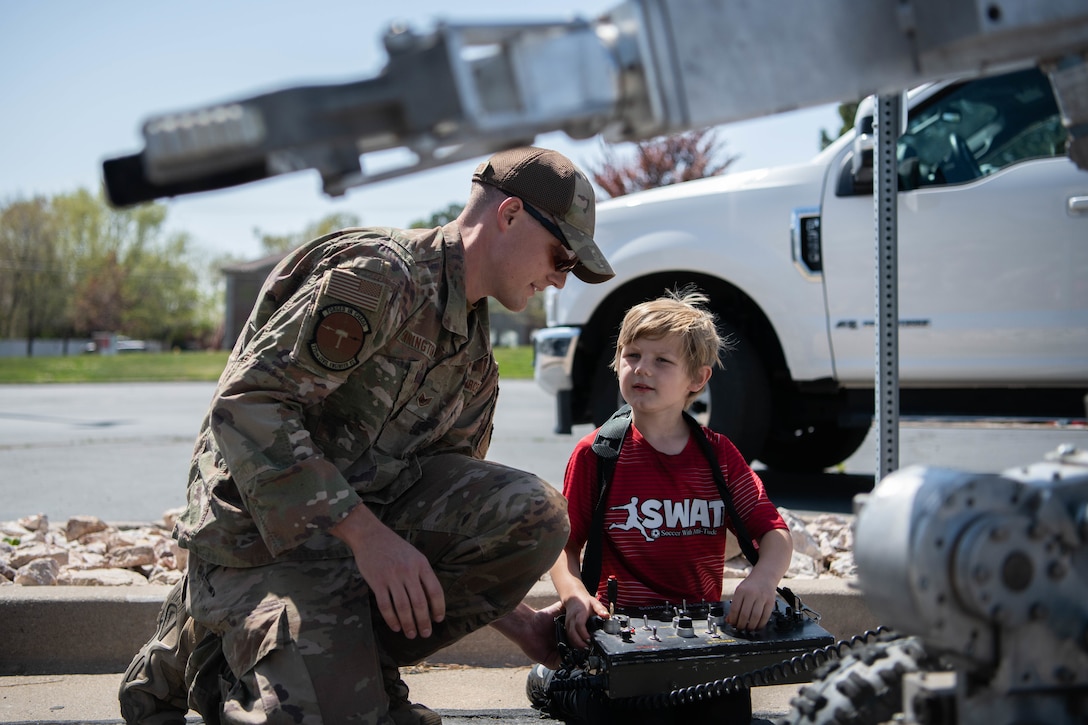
[{"xmin": 0, "ymin": 1, "xmax": 844, "ymax": 261}]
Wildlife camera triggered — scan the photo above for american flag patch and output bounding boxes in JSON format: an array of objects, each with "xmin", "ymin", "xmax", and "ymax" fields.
[{"xmin": 325, "ymin": 269, "xmax": 384, "ymax": 312}]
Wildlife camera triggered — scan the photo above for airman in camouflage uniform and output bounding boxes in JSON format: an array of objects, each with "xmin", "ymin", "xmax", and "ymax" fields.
[{"xmin": 119, "ymin": 147, "xmax": 615, "ymax": 725}]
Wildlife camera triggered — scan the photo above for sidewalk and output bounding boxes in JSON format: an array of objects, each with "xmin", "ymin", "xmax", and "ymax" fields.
[
  {"xmin": 1, "ymin": 669, "xmax": 806, "ymax": 724},
  {"xmin": 0, "ymin": 577, "xmax": 877, "ymax": 723}
]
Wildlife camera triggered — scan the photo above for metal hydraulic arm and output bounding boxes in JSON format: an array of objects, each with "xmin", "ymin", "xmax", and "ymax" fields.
[
  {"xmin": 102, "ymin": 18, "xmax": 624, "ymax": 206},
  {"xmin": 102, "ymin": 0, "xmax": 1088, "ymax": 207}
]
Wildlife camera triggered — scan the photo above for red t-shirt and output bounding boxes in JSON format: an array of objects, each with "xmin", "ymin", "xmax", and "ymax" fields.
[{"xmin": 563, "ymin": 422, "xmax": 787, "ymax": 608}]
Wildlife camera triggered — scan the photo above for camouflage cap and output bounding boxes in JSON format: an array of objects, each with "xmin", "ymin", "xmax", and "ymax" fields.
[{"xmin": 473, "ymin": 146, "xmax": 615, "ymax": 284}]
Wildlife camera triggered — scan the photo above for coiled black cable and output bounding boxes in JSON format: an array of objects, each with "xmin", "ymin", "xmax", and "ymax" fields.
[{"xmin": 548, "ymin": 672, "xmax": 607, "ymax": 692}]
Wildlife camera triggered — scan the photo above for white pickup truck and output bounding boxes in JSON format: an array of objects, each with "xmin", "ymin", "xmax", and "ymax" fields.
[{"xmin": 534, "ymin": 65, "xmax": 1088, "ymax": 473}]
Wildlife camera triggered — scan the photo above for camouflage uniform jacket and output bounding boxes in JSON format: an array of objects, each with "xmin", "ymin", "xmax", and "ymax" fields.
[{"xmin": 175, "ymin": 224, "xmax": 498, "ymax": 568}]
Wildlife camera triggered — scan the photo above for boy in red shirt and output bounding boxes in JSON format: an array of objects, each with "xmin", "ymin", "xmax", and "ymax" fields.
[{"xmin": 533, "ymin": 289, "xmax": 792, "ymax": 724}]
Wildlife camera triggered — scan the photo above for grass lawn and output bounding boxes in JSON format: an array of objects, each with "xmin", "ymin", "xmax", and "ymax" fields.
[{"xmin": 0, "ymin": 346, "xmax": 535, "ymax": 383}]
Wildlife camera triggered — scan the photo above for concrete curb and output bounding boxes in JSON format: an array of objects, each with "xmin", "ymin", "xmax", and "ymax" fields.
[{"xmin": 0, "ymin": 577, "xmax": 878, "ymax": 675}]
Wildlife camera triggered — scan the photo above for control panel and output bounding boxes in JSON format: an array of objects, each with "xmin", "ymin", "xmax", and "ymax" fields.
[{"xmin": 586, "ymin": 582, "xmax": 835, "ymax": 699}]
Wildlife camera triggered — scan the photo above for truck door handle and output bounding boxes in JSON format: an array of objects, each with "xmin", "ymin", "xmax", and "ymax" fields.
[{"xmin": 1069, "ymin": 196, "xmax": 1088, "ymax": 215}]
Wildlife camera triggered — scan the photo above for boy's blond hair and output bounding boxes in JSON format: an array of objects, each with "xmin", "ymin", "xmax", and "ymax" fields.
[{"xmin": 611, "ymin": 288, "xmax": 733, "ymax": 400}]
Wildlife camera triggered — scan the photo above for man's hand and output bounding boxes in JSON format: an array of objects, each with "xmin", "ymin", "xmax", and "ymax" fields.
[
  {"xmin": 331, "ymin": 503, "xmax": 445, "ymax": 639},
  {"xmin": 491, "ymin": 601, "xmax": 564, "ymax": 669}
]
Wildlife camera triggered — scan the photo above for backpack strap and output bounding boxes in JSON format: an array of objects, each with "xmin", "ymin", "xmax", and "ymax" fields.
[
  {"xmin": 681, "ymin": 411, "xmax": 761, "ymax": 567},
  {"xmin": 580, "ymin": 404, "xmax": 632, "ymax": 590},
  {"xmin": 684, "ymin": 412, "xmax": 801, "ymax": 605}
]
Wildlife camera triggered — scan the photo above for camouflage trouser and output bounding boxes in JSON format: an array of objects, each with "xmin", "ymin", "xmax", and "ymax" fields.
[{"xmin": 120, "ymin": 453, "xmax": 568, "ymax": 725}]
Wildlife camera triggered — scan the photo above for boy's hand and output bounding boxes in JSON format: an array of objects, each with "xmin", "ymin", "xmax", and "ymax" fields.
[
  {"xmin": 729, "ymin": 528, "xmax": 793, "ymax": 631},
  {"xmin": 726, "ymin": 573, "xmax": 777, "ymax": 631},
  {"xmin": 563, "ymin": 594, "xmax": 611, "ymax": 649}
]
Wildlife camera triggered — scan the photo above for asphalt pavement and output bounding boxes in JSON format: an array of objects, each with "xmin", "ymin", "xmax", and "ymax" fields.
[
  {"xmin": 2, "ymin": 380, "xmax": 1086, "ymax": 522},
  {"xmin": 0, "ymin": 668, "xmax": 799, "ymax": 724}
]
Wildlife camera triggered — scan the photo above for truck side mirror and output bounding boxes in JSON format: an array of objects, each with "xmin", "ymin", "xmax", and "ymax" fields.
[
  {"xmin": 851, "ymin": 114, "xmax": 874, "ymax": 177},
  {"xmin": 839, "ymin": 113, "xmax": 875, "ymax": 196}
]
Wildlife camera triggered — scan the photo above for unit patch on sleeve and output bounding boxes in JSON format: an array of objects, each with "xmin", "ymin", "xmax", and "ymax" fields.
[{"xmin": 309, "ymin": 304, "xmax": 370, "ymax": 371}]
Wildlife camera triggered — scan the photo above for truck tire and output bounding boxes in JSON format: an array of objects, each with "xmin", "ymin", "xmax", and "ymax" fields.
[
  {"xmin": 590, "ymin": 321, "xmax": 770, "ymax": 463},
  {"xmin": 707, "ymin": 322, "xmax": 770, "ymax": 461},
  {"xmin": 758, "ymin": 419, "xmax": 870, "ymax": 473},
  {"xmin": 590, "ymin": 351, "xmax": 624, "ymax": 427}
]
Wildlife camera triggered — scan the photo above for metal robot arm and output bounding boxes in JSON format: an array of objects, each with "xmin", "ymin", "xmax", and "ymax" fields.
[{"xmin": 102, "ymin": 0, "xmax": 1088, "ymax": 207}]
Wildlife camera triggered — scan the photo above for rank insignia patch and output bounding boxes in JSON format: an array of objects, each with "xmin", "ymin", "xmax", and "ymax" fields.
[{"xmin": 309, "ymin": 304, "xmax": 369, "ymax": 371}]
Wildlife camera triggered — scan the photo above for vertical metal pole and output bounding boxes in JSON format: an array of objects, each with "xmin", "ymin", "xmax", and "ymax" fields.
[{"xmin": 874, "ymin": 94, "xmax": 901, "ymax": 481}]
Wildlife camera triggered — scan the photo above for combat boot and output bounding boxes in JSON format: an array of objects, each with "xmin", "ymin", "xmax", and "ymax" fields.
[
  {"xmin": 389, "ymin": 700, "xmax": 443, "ymax": 725},
  {"xmin": 382, "ymin": 654, "xmax": 441, "ymax": 725},
  {"xmin": 118, "ymin": 575, "xmax": 194, "ymax": 724}
]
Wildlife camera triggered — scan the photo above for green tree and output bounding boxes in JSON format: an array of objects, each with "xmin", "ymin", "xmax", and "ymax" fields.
[
  {"xmin": 410, "ymin": 203, "xmax": 464, "ymax": 229},
  {"xmin": 71, "ymin": 250, "xmax": 126, "ymax": 334},
  {"xmin": 0, "ymin": 197, "xmax": 65, "ymax": 354},
  {"xmin": 52, "ymin": 189, "xmax": 120, "ymax": 337},
  {"xmin": 820, "ymin": 102, "xmax": 860, "ymax": 149},
  {"xmin": 121, "ymin": 232, "xmax": 205, "ymax": 346},
  {"xmin": 0, "ymin": 188, "xmax": 228, "ymax": 353},
  {"xmin": 255, "ymin": 212, "xmax": 362, "ymax": 255},
  {"xmin": 47, "ymin": 190, "xmax": 98, "ymax": 347},
  {"xmin": 587, "ymin": 128, "xmax": 739, "ymax": 198},
  {"xmin": 52, "ymin": 189, "xmax": 211, "ymax": 348}
]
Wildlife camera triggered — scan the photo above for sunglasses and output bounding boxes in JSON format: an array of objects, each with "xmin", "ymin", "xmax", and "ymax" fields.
[{"xmin": 521, "ymin": 200, "xmax": 579, "ymax": 274}]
